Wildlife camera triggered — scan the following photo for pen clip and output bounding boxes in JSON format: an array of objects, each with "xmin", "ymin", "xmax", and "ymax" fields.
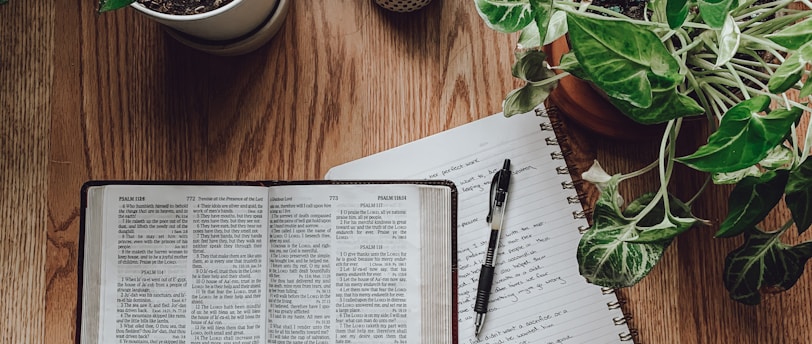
[
  {"xmin": 486, "ymin": 159, "xmax": 511, "ymax": 223},
  {"xmin": 486, "ymin": 172, "xmax": 500, "ymax": 223}
]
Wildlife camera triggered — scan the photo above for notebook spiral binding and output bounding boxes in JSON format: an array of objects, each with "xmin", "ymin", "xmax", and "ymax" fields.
[
  {"xmin": 538, "ymin": 105, "xmax": 638, "ymax": 343},
  {"xmin": 607, "ymin": 299, "xmax": 636, "ymax": 342},
  {"xmin": 572, "ymin": 210, "xmax": 588, "ymax": 219}
]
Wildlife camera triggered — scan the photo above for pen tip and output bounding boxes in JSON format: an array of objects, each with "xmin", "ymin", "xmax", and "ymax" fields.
[{"xmin": 503, "ymin": 159, "xmax": 510, "ymax": 169}]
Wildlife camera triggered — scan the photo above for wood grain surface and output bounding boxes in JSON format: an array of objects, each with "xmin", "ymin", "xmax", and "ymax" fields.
[{"xmin": 0, "ymin": 0, "xmax": 810, "ymax": 343}]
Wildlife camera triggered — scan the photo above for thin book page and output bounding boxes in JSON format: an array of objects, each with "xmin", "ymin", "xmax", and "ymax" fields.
[
  {"xmin": 95, "ymin": 185, "xmax": 270, "ymax": 344},
  {"xmin": 326, "ymin": 109, "xmax": 629, "ymax": 344},
  {"xmin": 265, "ymin": 184, "xmax": 424, "ymax": 343}
]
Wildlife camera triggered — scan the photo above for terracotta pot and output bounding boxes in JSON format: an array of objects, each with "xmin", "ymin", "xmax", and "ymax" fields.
[
  {"xmin": 131, "ymin": 0, "xmax": 290, "ymax": 56},
  {"xmin": 543, "ymin": 37, "xmax": 664, "ymax": 141}
]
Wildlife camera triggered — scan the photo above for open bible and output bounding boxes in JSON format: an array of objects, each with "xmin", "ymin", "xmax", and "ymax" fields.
[{"xmin": 78, "ymin": 181, "xmax": 457, "ymax": 344}]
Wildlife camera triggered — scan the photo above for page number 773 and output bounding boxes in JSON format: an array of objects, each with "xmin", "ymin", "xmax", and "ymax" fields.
[{"xmin": 329, "ymin": 195, "xmax": 339, "ymax": 201}]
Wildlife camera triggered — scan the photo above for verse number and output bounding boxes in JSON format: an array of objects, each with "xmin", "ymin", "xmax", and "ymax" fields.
[
  {"xmin": 329, "ymin": 195, "xmax": 339, "ymax": 201},
  {"xmin": 186, "ymin": 196, "xmax": 195, "ymax": 201}
]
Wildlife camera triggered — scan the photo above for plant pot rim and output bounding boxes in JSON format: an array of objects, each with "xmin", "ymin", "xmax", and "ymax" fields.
[
  {"xmin": 164, "ymin": 0, "xmax": 289, "ymax": 56},
  {"xmin": 130, "ymin": 0, "xmax": 243, "ymax": 21}
]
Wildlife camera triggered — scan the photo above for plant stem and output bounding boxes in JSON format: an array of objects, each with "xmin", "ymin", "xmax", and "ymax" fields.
[
  {"xmin": 740, "ymin": 34, "xmax": 790, "ymax": 56},
  {"xmin": 670, "ymin": 29, "xmax": 692, "ymax": 77},
  {"xmin": 528, "ymin": 71, "xmax": 569, "ymax": 86},
  {"xmin": 748, "ymin": 89, "xmax": 812, "ymax": 114},
  {"xmin": 790, "ymin": 123, "xmax": 800, "ymax": 165},
  {"xmin": 702, "ymin": 86, "xmax": 734, "ymax": 114},
  {"xmin": 692, "ymin": 75, "xmax": 739, "ymax": 88},
  {"xmin": 620, "ymin": 160, "xmax": 659, "ymax": 181},
  {"xmin": 803, "ymin": 110, "xmax": 812, "ymax": 163},
  {"xmin": 684, "ymin": 71, "xmax": 716, "ymax": 120},
  {"xmin": 725, "ymin": 63, "xmax": 752, "ymax": 99},
  {"xmin": 744, "ymin": 10, "xmax": 812, "ymax": 36},
  {"xmin": 706, "ymin": 95, "xmax": 726, "ymax": 122},
  {"xmin": 728, "ymin": 56, "xmax": 780, "ymax": 70},
  {"xmin": 554, "ymin": 4, "xmax": 667, "ymax": 29},
  {"xmin": 630, "ymin": 119, "xmax": 677, "ymax": 222},
  {"xmin": 673, "ymin": 36, "xmax": 704, "ymax": 56},
  {"xmin": 737, "ymin": 0, "xmax": 794, "ymax": 29},
  {"xmin": 660, "ymin": 118, "xmax": 681, "ymax": 215},
  {"xmin": 728, "ymin": 62, "xmax": 774, "ymax": 82},
  {"xmin": 728, "ymin": 69, "xmax": 770, "ymax": 89},
  {"xmin": 772, "ymin": 218, "xmax": 795, "ymax": 234},
  {"xmin": 685, "ymin": 175, "xmax": 711, "ymax": 207}
]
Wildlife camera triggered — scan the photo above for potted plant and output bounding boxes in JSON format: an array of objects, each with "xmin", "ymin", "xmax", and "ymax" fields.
[
  {"xmin": 99, "ymin": 0, "xmax": 290, "ymax": 55},
  {"xmin": 476, "ymin": 0, "xmax": 812, "ymax": 305}
]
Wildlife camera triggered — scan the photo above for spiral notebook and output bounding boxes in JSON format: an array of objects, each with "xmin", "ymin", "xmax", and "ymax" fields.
[{"xmin": 326, "ymin": 106, "xmax": 635, "ymax": 343}]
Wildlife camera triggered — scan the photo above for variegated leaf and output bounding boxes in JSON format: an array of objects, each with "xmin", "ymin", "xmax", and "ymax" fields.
[
  {"xmin": 474, "ymin": 0, "xmax": 534, "ymax": 33},
  {"xmin": 724, "ymin": 228, "xmax": 812, "ymax": 305},
  {"xmin": 577, "ymin": 178, "xmax": 672, "ymax": 288}
]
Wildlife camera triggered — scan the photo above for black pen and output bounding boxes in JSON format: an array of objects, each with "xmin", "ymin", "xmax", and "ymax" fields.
[{"xmin": 474, "ymin": 159, "xmax": 511, "ymax": 337}]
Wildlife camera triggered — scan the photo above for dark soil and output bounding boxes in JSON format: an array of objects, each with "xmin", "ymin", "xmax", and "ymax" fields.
[
  {"xmin": 591, "ymin": 0, "xmax": 648, "ymax": 19},
  {"xmin": 137, "ymin": 0, "xmax": 233, "ymax": 15}
]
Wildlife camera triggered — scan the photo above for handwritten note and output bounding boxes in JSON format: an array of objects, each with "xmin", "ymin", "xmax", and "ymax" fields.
[{"xmin": 326, "ymin": 109, "xmax": 629, "ymax": 343}]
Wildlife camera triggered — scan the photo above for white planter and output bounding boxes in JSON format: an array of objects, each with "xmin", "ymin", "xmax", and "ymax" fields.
[{"xmin": 130, "ymin": 0, "xmax": 289, "ymax": 55}]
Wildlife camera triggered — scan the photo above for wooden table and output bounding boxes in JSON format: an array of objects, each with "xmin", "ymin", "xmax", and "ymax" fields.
[{"xmin": 2, "ymin": 0, "xmax": 811, "ymax": 343}]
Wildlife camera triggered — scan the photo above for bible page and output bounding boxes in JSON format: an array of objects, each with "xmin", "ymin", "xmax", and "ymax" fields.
[
  {"xmin": 265, "ymin": 184, "xmax": 423, "ymax": 344},
  {"xmin": 326, "ymin": 110, "xmax": 630, "ymax": 343},
  {"xmin": 89, "ymin": 185, "xmax": 269, "ymax": 344}
]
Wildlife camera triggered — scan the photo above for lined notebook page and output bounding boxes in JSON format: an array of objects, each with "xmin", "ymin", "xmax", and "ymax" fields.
[{"xmin": 326, "ymin": 109, "xmax": 630, "ymax": 344}]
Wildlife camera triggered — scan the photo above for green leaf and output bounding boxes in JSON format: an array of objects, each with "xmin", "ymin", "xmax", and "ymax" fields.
[
  {"xmin": 518, "ymin": 21, "xmax": 541, "ymax": 49},
  {"xmin": 786, "ymin": 158, "xmax": 812, "ymax": 234},
  {"xmin": 511, "ymin": 49, "xmax": 549, "ymax": 82},
  {"xmin": 503, "ymin": 50, "xmax": 557, "ymax": 116},
  {"xmin": 623, "ymin": 193, "xmax": 698, "ymax": 243},
  {"xmin": 543, "ymin": 11, "xmax": 568, "ymax": 45},
  {"xmin": 677, "ymin": 95, "xmax": 803, "ymax": 173},
  {"xmin": 724, "ymin": 229, "xmax": 812, "ymax": 305},
  {"xmin": 713, "ymin": 166, "xmax": 762, "ymax": 184},
  {"xmin": 666, "ymin": 0, "xmax": 690, "ymax": 29},
  {"xmin": 99, "ymin": 0, "xmax": 135, "ymax": 12},
  {"xmin": 567, "ymin": 13, "xmax": 683, "ymax": 109},
  {"xmin": 564, "ymin": 13, "xmax": 702, "ymax": 124},
  {"xmin": 800, "ymin": 78, "xmax": 812, "ymax": 98},
  {"xmin": 475, "ymin": 0, "xmax": 534, "ymax": 33},
  {"xmin": 714, "ymin": 145, "xmax": 794, "ymax": 183},
  {"xmin": 716, "ymin": 170, "xmax": 789, "ymax": 238},
  {"xmin": 558, "ymin": 51, "xmax": 589, "ymax": 80},
  {"xmin": 759, "ymin": 145, "xmax": 794, "ymax": 170},
  {"xmin": 767, "ymin": 41, "xmax": 812, "ymax": 94},
  {"xmin": 0, "ymin": 0, "xmax": 8, "ymax": 5},
  {"xmin": 766, "ymin": 17, "xmax": 812, "ymax": 51},
  {"xmin": 577, "ymin": 179, "xmax": 671, "ymax": 288},
  {"xmin": 607, "ymin": 88, "xmax": 704, "ymax": 124},
  {"xmin": 697, "ymin": 0, "xmax": 736, "ymax": 28},
  {"xmin": 715, "ymin": 14, "xmax": 740, "ymax": 67},
  {"xmin": 768, "ymin": 55, "xmax": 804, "ymax": 93},
  {"xmin": 504, "ymin": 83, "xmax": 555, "ymax": 116},
  {"xmin": 529, "ymin": 0, "xmax": 553, "ymax": 51}
]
